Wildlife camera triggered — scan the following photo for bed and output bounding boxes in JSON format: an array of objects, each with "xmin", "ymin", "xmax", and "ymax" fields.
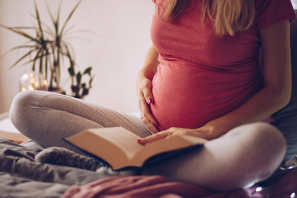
[{"xmin": 0, "ymin": 136, "xmax": 296, "ymax": 198}]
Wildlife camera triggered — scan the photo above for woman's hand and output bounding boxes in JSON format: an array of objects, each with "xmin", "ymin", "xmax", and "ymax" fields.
[
  {"xmin": 137, "ymin": 125, "xmax": 216, "ymax": 145},
  {"xmin": 136, "ymin": 73, "xmax": 159, "ymax": 133},
  {"xmin": 137, "ymin": 118, "xmax": 234, "ymax": 144}
]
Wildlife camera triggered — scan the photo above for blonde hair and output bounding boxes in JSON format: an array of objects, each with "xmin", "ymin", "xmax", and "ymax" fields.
[{"xmin": 161, "ymin": 0, "xmax": 255, "ymax": 36}]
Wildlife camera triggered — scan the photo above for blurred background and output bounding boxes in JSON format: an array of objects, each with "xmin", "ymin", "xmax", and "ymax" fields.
[
  {"xmin": 0, "ymin": 0, "xmax": 154, "ymax": 114},
  {"xmin": 0, "ymin": 0, "xmax": 296, "ymax": 115}
]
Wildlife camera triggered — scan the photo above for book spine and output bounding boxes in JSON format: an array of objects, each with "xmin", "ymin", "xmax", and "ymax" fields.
[{"xmin": 62, "ymin": 137, "xmax": 112, "ymax": 168}]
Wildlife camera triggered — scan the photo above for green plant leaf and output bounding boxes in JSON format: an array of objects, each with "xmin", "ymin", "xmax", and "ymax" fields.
[
  {"xmin": 30, "ymin": 11, "xmax": 55, "ymax": 37},
  {"xmin": 0, "ymin": 44, "xmax": 36, "ymax": 60},
  {"xmin": 89, "ymin": 76, "xmax": 94, "ymax": 86},
  {"xmin": 10, "ymin": 45, "xmax": 36, "ymax": 51},
  {"xmin": 32, "ymin": 59, "xmax": 36, "ymax": 71},
  {"xmin": 71, "ymin": 85, "xmax": 79, "ymax": 93},
  {"xmin": 82, "ymin": 88, "xmax": 89, "ymax": 96},
  {"xmin": 76, "ymin": 72, "xmax": 81, "ymax": 85},
  {"xmin": 45, "ymin": 1, "xmax": 54, "ymax": 28},
  {"xmin": 45, "ymin": 52, "xmax": 48, "ymax": 82},
  {"xmin": 59, "ymin": 0, "xmax": 82, "ymax": 35},
  {"xmin": 21, "ymin": 48, "xmax": 43, "ymax": 66},
  {"xmin": 83, "ymin": 67, "xmax": 92, "ymax": 75},
  {"xmin": 39, "ymin": 51, "xmax": 43, "ymax": 74},
  {"xmin": 63, "ymin": 44, "xmax": 75, "ymax": 67},
  {"xmin": 56, "ymin": 59, "xmax": 60, "ymax": 87},
  {"xmin": 68, "ymin": 67, "xmax": 75, "ymax": 76},
  {"xmin": 45, "ymin": 0, "xmax": 60, "ymax": 37},
  {"xmin": 0, "ymin": 24, "xmax": 38, "ymax": 42},
  {"xmin": 34, "ymin": 1, "xmax": 44, "ymax": 39},
  {"xmin": 63, "ymin": 23, "xmax": 76, "ymax": 36},
  {"xmin": 56, "ymin": 0, "xmax": 63, "ymax": 35},
  {"xmin": 82, "ymin": 83, "xmax": 86, "ymax": 88},
  {"xmin": 9, "ymin": 49, "xmax": 36, "ymax": 69}
]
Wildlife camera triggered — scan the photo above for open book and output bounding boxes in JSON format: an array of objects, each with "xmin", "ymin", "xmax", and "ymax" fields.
[{"xmin": 64, "ymin": 127, "xmax": 208, "ymax": 170}]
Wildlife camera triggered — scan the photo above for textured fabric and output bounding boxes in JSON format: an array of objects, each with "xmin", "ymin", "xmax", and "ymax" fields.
[
  {"xmin": 61, "ymin": 170, "xmax": 297, "ymax": 198},
  {"xmin": 9, "ymin": 90, "xmax": 153, "ymax": 155},
  {"xmin": 150, "ymin": 0, "xmax": 296, "ymax": 131},
  {"xmin": 61, "ymin": 176, "xmax": 211, "ymax": 198},
  {"xmin": 0, "ymin": 137, "xmax": 113, "ymax": 198}
]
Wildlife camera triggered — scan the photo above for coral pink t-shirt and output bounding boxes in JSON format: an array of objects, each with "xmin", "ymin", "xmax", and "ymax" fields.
[{"xmin": 150, "ymin": 0, "xmax": 296, "ymax": 130}]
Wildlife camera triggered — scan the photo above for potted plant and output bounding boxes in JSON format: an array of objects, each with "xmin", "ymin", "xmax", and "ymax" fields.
[
  {"xmin": 67, "ymin": 66, "xmax": 95, "ymax": 99},
  {"xmin": 1, "ymin": 0, "xmax": 82, "ymax": 92}
]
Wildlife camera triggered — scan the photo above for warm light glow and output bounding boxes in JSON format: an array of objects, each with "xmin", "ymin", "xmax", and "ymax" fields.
[
  {"xmin": 23, "ymin": 74, "xmax": 29, "ymax": 80},
  {"xmin": 255, "ymin": 187, "xmax": 262, "ymax": 192},
  {"xmin": 30, "ymin": 75, "xmax": 35, "ymax": 84},
  {"xmin": 291, "ymin": 192, "xmax": 296, "ymax": 198},
  {"xmin": 28, "ymin": 85, "xmax": 34, "ymax": 90},
  {"xmin": 43, "ymin": 79, "xmax": 47, "ymax": 86},
  {"xmin": 19, "ymin": 72, "xmax": 47, "ymax": 92}
]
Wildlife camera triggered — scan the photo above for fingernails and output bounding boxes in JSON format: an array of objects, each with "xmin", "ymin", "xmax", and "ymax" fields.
[
  {"xmin": 147, "ymin": 98, "xmax": 153, "ymax": 104},
  {"xmin": 137, "ymin": 139, "xmax": 145, "ymax": 145}
]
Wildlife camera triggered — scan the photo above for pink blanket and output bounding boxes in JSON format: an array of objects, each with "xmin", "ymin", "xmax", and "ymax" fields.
[{"xmin": 62, "ymin": 169, "xmax": 297, "ymax": 198}]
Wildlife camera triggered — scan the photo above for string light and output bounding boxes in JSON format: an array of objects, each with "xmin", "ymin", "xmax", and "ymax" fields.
[
  {"xmin": 255, "ymin": 187, "xmax": 262, "ymax": 192},
  {"xmin": 291, "ymin": 192, "xmax": 296, "ymax": 198}
]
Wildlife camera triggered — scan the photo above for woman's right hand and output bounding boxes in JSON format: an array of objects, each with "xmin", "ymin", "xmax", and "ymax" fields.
[{"xmin": 136, "ymin": 73, "xmax": 159, "ymax": 133}]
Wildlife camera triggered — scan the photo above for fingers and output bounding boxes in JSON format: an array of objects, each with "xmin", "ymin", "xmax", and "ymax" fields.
[
  {"xmin": 137, "ymin": 79, "xmax": 159, "ymax": 133},
  {"xmin": 140, "ymin": 79, "xmax": 154, "ymax": 104},
  {"xmin": 137, "ymin": 127, "xmax": 205, "ymax": 145},
  {"xmin": 138, "ymin": 99, "xmax": 159, "ymax": 132},
  {"xmin": 138, "ymin": 131, "xmax": 170, "ymax": 144}
]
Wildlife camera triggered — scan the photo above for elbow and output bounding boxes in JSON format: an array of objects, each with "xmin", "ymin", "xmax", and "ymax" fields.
[
  {"xmin": 275, "ymin": 86, "xmax": 291, "ymax": 109},
  {"xmin": 281, "ymin": 94, "xmax": 291, "ymax": 108}
]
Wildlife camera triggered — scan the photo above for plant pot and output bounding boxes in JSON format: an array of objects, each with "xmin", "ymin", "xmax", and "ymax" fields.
[{"xmin": 47, "ymin": 87, "xmax": 63, "ymax": 94}]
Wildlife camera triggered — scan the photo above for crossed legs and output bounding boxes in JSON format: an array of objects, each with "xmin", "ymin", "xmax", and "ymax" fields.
[
  {"xmin": 142, "ymin": 123, "xmax": 286, "ymax": 191},
  {"xmin": 10, "ymin": 90, "xmax": 286, "ymax": 191}
]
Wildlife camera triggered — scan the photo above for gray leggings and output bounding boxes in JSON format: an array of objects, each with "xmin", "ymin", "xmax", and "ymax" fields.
[
  {"xmin": 9, "ymin": 90, "xmax": 153, "ymax": 155},
  {"xmin": 8, "ymin": 90, "xmax": 291, "ymax": 191},
  {"xmin": 9, "ymin": 90, "xmax": 297, "ymax": 161}
]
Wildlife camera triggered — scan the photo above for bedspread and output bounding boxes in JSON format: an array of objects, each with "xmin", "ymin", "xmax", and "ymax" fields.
[
  {"xmin": 0, "ymin": 136, "xmax": 297, "ymax": 198},
  {"xmin": 0, "ymin": 137, "xmax": 112, "ymax": 198}
]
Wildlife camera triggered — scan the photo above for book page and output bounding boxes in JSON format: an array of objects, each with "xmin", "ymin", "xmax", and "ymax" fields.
[
  {"xmin": 88, "ymin": 127, "xmax": 144, "ymax": 159},
  {"xmin": 131, "ymin": 135, "xmax": 208, "ymax": 167}
]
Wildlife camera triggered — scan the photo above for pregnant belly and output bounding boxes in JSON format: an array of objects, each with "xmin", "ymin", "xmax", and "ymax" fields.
[{"xmin": 150, "ymin": 63, "xmax": 262, "ymax": 131}]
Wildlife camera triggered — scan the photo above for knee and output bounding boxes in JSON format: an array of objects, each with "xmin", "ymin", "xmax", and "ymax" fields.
[
  {"xmin": 10, "ymin": 91, "xmax": 36, "ymax": 114},
  {"xmin": 224, "ymin": 122, "xmax": 286, "ymax": 181},
  {"xmin": 9, "ymin": 91, "xmax": 40, "ymax": 130},
  {"xmin": 241, "ymin": 122, "xmax": 286, "ymax": 180},
  {"xmin": 249, "ymin": 122, "xmax": 286, "ymax": 156}
]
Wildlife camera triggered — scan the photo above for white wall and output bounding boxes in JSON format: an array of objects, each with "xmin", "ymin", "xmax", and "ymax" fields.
[
  {"xmin": 1, "ymin": 1, "xmax": 297, "ymax": 114},
  {"xmin": 0, "ymin": 0, "xmax": 154, "ymax": 114},
  {"xmin": 293, "ymin": 0, "xmax": 297, "ymax": 9}
]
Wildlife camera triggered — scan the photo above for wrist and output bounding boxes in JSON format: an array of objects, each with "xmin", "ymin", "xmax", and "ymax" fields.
[
  {"xmin": 205, "ymin": 117, "xmax": 241, "ymax": 138},
  {"xmin": 138, "ymin": 67, "xmax": 156, "ymax": 80}
]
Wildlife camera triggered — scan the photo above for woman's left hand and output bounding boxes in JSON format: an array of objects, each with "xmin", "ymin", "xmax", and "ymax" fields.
[{"xmin": 137, "ymin": 123, "xmax": 219, "ymax": 144}]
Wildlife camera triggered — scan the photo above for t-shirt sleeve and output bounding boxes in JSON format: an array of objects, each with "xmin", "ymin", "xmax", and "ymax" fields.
[{"xmin": 256, "ymin": 0, "xmax": 296, "ymax": 28}]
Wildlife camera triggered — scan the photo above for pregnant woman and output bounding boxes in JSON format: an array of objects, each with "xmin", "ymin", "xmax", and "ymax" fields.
[{"xmin": 10, "ymin": 0, "xmax": 296, "ymax": 191}]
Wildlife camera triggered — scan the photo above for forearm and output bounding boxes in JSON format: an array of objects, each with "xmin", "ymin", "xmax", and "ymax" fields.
[
  {"xmin": 205, "ymin": 20, "xmax": 292, "ymax": 139},
  {"xmin": 212, "ymin": 85, "xmax": 291, "ymax": 133},
  {"xmin": 138, "ymin": 45, "xmax": 159, "ymax": 80}
]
